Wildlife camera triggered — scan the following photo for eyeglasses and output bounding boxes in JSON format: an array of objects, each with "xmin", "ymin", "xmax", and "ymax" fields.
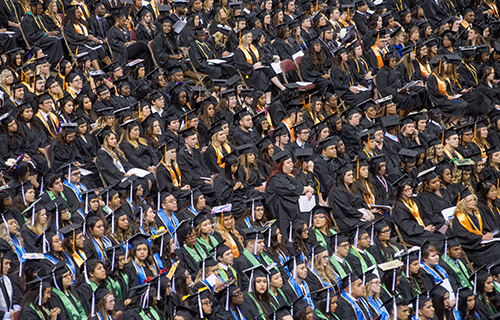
[
  {"xmin": 202, "ymin": 301, "xmax": 212, "ymax": 306},
  {"xmin": 338, "ymin": 243, "xmax": 350, "ymax": 248},
  {"xmin": 232, "ymin": 292, "xmax": 243, "ymax": 297}
]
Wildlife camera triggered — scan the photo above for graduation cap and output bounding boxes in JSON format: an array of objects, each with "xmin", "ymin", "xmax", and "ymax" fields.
[
  {"xmin": 256, "ymin": 136, "xmax": 272, "ymax": 150},
  {"xmin": 453, "ymin": 185, "xmax": 473, "ymax": 205},
  {"xmin": 25, "ymin": 274, "xmax": 52, "ymax": 306},
  {"xmin": 294, "ymin": 148, "xmax": 314, "ymax": 163},
  {"xmin": 398, "ymin": 148, "xmax": 419, "ymax": 163},
  {"xmin": 271, "ymin": 150, "xmax": 291, "ymax": 163},
  {"xmin": 212, "ymin": 241, "xmax": 231, "ymax": 259},
  {"xmin": 220, "ymin": 89, "xmax": 236, "ymax": 99},
  {"xmin": 128, "ymin": 233, "xmax": 150, "ymax": 248}
]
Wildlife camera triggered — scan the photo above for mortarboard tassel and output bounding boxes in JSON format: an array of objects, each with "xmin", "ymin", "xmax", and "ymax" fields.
[{"xmin": 288, "ymin": 221, "xmax": 293, "ymax": 243}]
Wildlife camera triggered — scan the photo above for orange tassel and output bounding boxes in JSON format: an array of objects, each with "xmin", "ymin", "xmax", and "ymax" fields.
[{"xmin": 221, "ymin": 213, "xmax": 224, "ymax": 231}]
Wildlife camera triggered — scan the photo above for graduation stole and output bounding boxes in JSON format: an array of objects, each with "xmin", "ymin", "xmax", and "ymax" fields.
[
  {"xmin": 28, "ymin": 303, "xmax": 50, "ymax": 320},
  {"xmin": 218, "ymin": 264, "xmax": 238, "ymax": 282},
  {"xmin": 153, "ymin": 253, "xmax": 164, "ymax": 270},
  {"xmin": 443, "ymin": 148, "xmax": 463, "ymax": 160},
  {"xmin": 340, "ymin": 291, "xmax": 371, "ymax": 320},
  {"xmin": 183, "ymin": 243, "xmax": 207, "ymax": 264},
  {"xmin": 462, "ymin": 61, "xmax": 478, "ymax": 84},
  {"xmin": 29, "ymin": 12, "xmax": 48, "ymax": 32},
  {"xmin": 420, "ymin": 263, "xmax": 449, "ymax": 284},
  {"xmin": 442, "ymin": 254, "xmax": 471, "ymax": 288},
  {"xmin": 353, "ymin": 57, "xmax": 368, "ymax": 74},
  {"xmin": 366, "ymin": 296, "xmax": 388, "ymax": 320},
  {"xmin": 51, "ymin": 288, "xmax": 86, "ymax": 320},
  {"xmin": 288, "ymin": 277, "xmax": 315, "ymax": 310},
  {"xmin": 92, "ymin": 236, "xmax": 112, "ymax": 262},
  {"xmin": 402, "ymin": 273, "xmax": 422, "ymax": 295},
  {"xmin": 72, "ymin": 249, "xmax": 86, "ymax": 267},
  {"xmin": 403, "ymin": 199, "xmax": 424, "ymax": 226},
  {"xmin": 156, "ymin": 209, "xmax": 179, "ymax": 235},
  {"xmin": 460, "ymin": 20, "xmax": 471, "ymax": 30},
  {"xmin": 230, "ymin": 307, "xmax": 247, "ymax": 320},
  {"xmin": 11, "ymin": 235, "xmax": 26, "ymax": 263},
  {"xmin": 138, "ymin": 307, "xmax": 161, "ymax": 320},
  {"xmin": 196, "ymin": 235, "xmax": 218, "ymax": 252},
  {"xmin": 348, "ymin": 247, "xmax": 377, "ymax": 273},
  {"xmin": 338, "ymin": 18, "xmax": 349, "ymax": 27},
  {"xmin": 370, "ymin": 45, "xmax": 385, "ymax": 69},
  {"xmin": 455, "ymin": 211, "xmax": 483, "ymax": 235},
  {"xmin": 64, "ymin": 180, "xmax": 87, "ymax": 201},
  {"xmin": 35, "ymin": 111, "xmax": 60, "ymax": 137},
  {"xmin": 242, "ymin": 217, "xmax": 253, "ymax": 228},
  {"xmin": 212, "ymin": 143, "xmax": 232, "ymax": 168},
  {"xmin": 418, "ymin": 61, "xmax": 431, "ymax": 78},
  {"xmin": 224, "ymin": 232, "xmax": 240, "ymax": 258},
  {"xmin": 242, "ymin": 248, "xmax": 278, "ymax": 276},
  {"xmin": 106, "ymin": 277, "xmax": 123, "ymax": 300},
  {"xmin": 3, "ymin": 0, "xmax": 20, "ymax": 24},
  {"xmin": 71, "ymin": 1, "xmax": 90, "ymax": 19},
  {"xmin": 73, "ymin": 22, "xmax": 88, "ymax": 36},
  {"xmin": 132, "ymin": 259, "xmax": 156, "ymax": 284},
  {"xmin": 310, "ymin": 268, "xmax": 340, "ymax": 293},
  {"xmin": 165, "ymin": 163, "xmax": 181, "ymax": 187},
  {"xmin": 95, "ymin": 311, "xmax": 112, "ymax": 320},
  {"xmin": 195, "ymin": 40, "xmax": 216, "ymax": 59},
  {"xmin": 432, "ymin": 73, "xmax": 451, "ymax": 96},
  {"xmin": 282, "ymin": 117, "xmax": 295, "ymax": 142},
  {"xmin": 479, "ymin": 293, "xmax": 499, "ymax": 314},
  {"xmin": 248, "ymin": 293, "xmax": 266, "ymax": 320},
  {"xmin": 238, "ymin": 44, "xmax": 259, "ymax": 64},
  {"xmin": 313, "ymin": 228, "xmax": 336, "ymax": 251},
  {"xmin": 362, "ymin": 181, "xmax": 375, "ymax": 206},
  {"xmin": 329, "ymin": 256, "xmax": 350, "ymax": 279}
]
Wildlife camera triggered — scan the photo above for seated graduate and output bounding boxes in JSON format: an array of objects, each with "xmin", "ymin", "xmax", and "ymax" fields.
[
  {"xmin": 19, "ymin": 277, "xmax": 57, "ymax": 320},
  {"xmin": 232, "ymin": 227, "xmax": 275, "ymax": 291},
  {"xmin": 239, "ymin": 265, "xmax": 274, "ymax": 320},
  {"xmin": 345, "ymin": 226, "xmax": 377, "ymax": 275},
  {"xmin": 439, "ymin": 236, "xmax": 472, "ymax": 293},
  {"xmin": 299, "ymin": 37, "xmax": 333, "ymax": 94},
  {"xmin": 335, "ymin": 272, "xmax": 372, "ymax": 320},
  {"xmin": 474, "ymin": 269, "xmax": 500, "ymax": 319},
  {"xmin": 391, "ymin": 179, "xmax": 445, "ymax": 249},
  {"xmin": 188, "ymin": 27, "xmax": 229, "ymax": 80},
  {"xmin": 47, "ymin": 261, "xmax": 86, "ymax": 320},
  {"xmin": 367, "ymin": 219, "xmax": 401, "ymax": 264},
  {"xmin": 282, "ymin": 255, "xmax": 315, "ymax": 310},
  {"xmin": 398, "ymin": 250, "xmax": 427, "ymax": 301},
  {"xmin": 364, "ymin": 271, "xmax": 391, "ymax": 320},
  {"xmin": 306, "ymin": 243, "xmax": 341, "ymax": 294},
  {"xmin": 308, "ymin": 206, "xmax": 336, "ymax": 253},
  {"xmin": 451, "ymin": 187, "xmax": 500, "ymax": 266}
]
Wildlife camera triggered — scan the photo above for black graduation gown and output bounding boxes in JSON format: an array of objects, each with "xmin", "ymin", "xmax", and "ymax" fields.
[
  {"xmin": 240, "ymin": 293, "xmax": 273, "ymax": 320},
  {"xmin": 347, "ymin": 58, "xmax": 371, "ymax": 87},
  {"xmin": 19, "ymin": 224, "xmax": 42, "ymax": 253},
  {"xmin": 119, "ymin": 140, "xmax": 159, "ymax": 170},
  {"xmin": 264, "ymin": 173, "xmax": 303, "ymax": 242},
  {"xmin": 415, "ymin": 190, "xmax": 453, "ymax": 231},
  {"xmin": 49, "ymin": 140, "xmax": 81, "ymax": 171},
  {"xmin": 47, "ymin": 290, "xmax": 84, "ymax": 320},
  {"xmin": 107, "ymin": 25, "xmax": 130, "ymax": 66},
  {"xmin": 95, "ymin": 149, "xmax": 132, "ymax": 187},
  {"xmin": 478, "ymin": 201, "xmax": 500, "ymax": 232},
  {"xmin": 327, "ymin": 184, "xmax": 370, "ymax": 233},
  {"xmin": 397, "ymin": 275, "xmax": 421, "ymax": 301},
  {"xmin": 391, "ymin": 200, "xmax": 445, "ymax": 249},
  {"xmin": 232, "ymin": 250, "xmax": 274, "ymax": 291},
  {"xmin": 330, "ymin": 65, "xmax": 371, "ymax": 108},
  {"xmin": 335, "ymin": 294, "xmax": 372, "ymax": 320},
  {"xmin": 152, "ymin": 32, "xmax": 184, "ymax": 70},
  {"xmin": 272, "ymin": 38, "xmax": 296, "ymax": 61},
  {"xmin": 213, "ymin": 173, "xmax": 260, "ymax": 215},
  {"xmin": 135, "ymin": 23, "xmax": 156, "ymax": 41},
  {"xmin": 188, "ymin": 40, "xmax": 223, "ymax": 79},
  {"xmin": 232, "ymin": 127, "xmax": 260, "ymax": 146},
  {"xmin": 312, "ymin": 155, "xmax": 338, "ymax": 197},
  {"xmin": 371, "ymin": 174, "xmax": 395, "ymax": 206},
  {"xmin": 18, "ymin": 305, "xmax": 50, "ymax": 319},
  {"xmin": 120, "ymin": 307, "xmax": 160, "ymax": 320},
  {"xmin": 202, "ymin": 145, "xmax": 227, "ymax": 175},
  {"xmin": 377, "ymin": 65, "xmax": 419, "ymax": 111},
  {"xmin": 20, "ymin": 13, "xmax": 64, "ymax": 65},
  {"xmin": 176, "ymin": 145, "xmax": 215, "ymax": 191},
  {"xmin": 234, "ymin": 46, "xmax": 273, "ymax": 92},
  {"xmin": 451, "ymin": 212, "xmax": 500, "ymax": 266},
  {"xmin": 427, "ymin": 74, "xmax": 469, "ymax": 117},
  {"xmin": 175, "ymin": 246, "xmax": 202, "ymax": 279}
]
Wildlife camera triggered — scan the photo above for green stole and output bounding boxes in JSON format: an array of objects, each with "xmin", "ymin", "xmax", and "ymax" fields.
[
  {"xmin": 28, "ymin": 303, "xmax": 50, "ymax": 319},
  {"xmin": 218, "ymin": 264, "xmax": 238, "ymax": 282},
  {"xmin": 106, "ymin": 277, "xmax": 123, "ymax": 300},
  {"xmin": 348, "ymin": 246, "xmax": 377, "ymax": 273},
  {"xmin": 242, "ymin": 248, "xmax": 276, "ymax": 271},
  {"xmin": 137, "ymin": 307, "xmax": 161, "ymax": 320},
  {"xmin": 89, "ymin": 279, "xmax": 98, "ymax": 291},
  {"xmin": 248, "ymin": 292, "xmax": 266, "ymax": 320},
  {"xmin": 314, "ymin": 308, "xmax": 340, "ymax": 320},
  {"xmin": 329, "ymin": 255, "xmax": 351, "ymax": 279},
  {"xmin": 442, "ymin": 254, "xmax": 471, "ymax": 289},
  {"xmin": 313, "ymin": 228, "xmax": 336, "ymax": 250},
  {"xmin": 401, "ymin": 273, "xmax": 422, "ymax": 296},
  {"xmin": 184, "ymin": 243, "xmax": 207, "ymax": 264},
  {"xmin": 197, "ymin": 236, "xmax": 218, "ymax": 252},
  {"xmin": 47, "ymin": 190, "xmax": 71, "ymax": 218},
  {"xmin": 52, "ymin": 288, "xmax": 87, "ymax": 320}
]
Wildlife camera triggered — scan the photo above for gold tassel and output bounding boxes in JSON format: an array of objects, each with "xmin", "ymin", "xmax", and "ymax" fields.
[
  {"xmin": 221, "ymin": 213, "xmax": 224, "ymax": 231},
  {"xmin": 138, "ymin": 102, "xmax": 142, "ymax": 119}
]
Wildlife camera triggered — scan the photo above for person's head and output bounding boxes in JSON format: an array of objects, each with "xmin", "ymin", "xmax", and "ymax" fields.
[
  {"xmin": 419, "ymin": 299, "xmax": 435, "ymax": 320},
  {"xmin": 348, "ymin": 278, "xmax": 365, "ymax": 299},
  {"xmin": 422, "ymin": 245, "xmax": 440, "ymax": 266}
]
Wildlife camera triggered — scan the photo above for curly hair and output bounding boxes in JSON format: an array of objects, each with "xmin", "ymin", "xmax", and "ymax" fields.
[
  {"xmin": 0, "ymin": 221, "xmax": 23, "ymax": 253},
  {"xmin": 312, "ymin": 251, "xmax": 339, "ymax": 287}
]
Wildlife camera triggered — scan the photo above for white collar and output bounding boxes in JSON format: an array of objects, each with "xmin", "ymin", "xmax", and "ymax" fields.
[{"xmin": 219, "ymin": 263, "xmax": 229, "ymax": 270}]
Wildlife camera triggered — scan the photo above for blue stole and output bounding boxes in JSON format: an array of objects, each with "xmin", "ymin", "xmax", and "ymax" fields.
[
  {"xmin": 156, "ymin": 209, "xmax": 179, "ymax": 235},
  {"xmin": 243, "ymin": 217, "xmax": 252, "ymax": 228},
  {"xmin": 132, "ymin": 259, "xmax": 148, "ymax": 284},
  {"xmin": 138, "ymin": 227, "xmax": 157, "ymax": 246},
  {"xmin": 95, "ymin": 311, "xmax": 111, "ymax": 320},
  {"xmin": 153, "ymin": 253, "xmax": 164, "ymax": 270},
  {"xmin": 310, "ymin": 268, "xmax": 340, "ymax": 293},
  {"xmin": 187, "ymin": 206, "xmax": 199, "ymax": 217},
  {"xmin": 278, "ymin": 250, "xmax": 288, "ymax": 266},
  {"xmin": 64, "ymin": 180, "xmax": 87, "ymax": 201},
  {"xmin": 63, "ymin": 252, "xmax": 76, "ymax": 276},
  {"xmin": 367, "ymin": 296, "xmax": 389, "ymax": 320},
  {"xmin": 341, "ymin": 291, "xmax": 371, "ymax": 320},
  {"xmin": 288, "ymin": 277, "xmax": 315, "ymax": 310},
  {"xmin": 230, "ymin": 307, "xmax": 247, "ymax": 320},
  {"xmin": 75, "ymin": 209, "xmax": 86, "ymax": 221},
  {"xmin": 92, "ymin": 236, "xmax": 112, "ymax": 262},
  {"xmin": 11, "ymin": 235, "xmax": 26, "ymax": 263},
  {"xmin": 420, "ymin": 263, "xmax": 449, "ymax": 284},
  {"xmin": 126, "ymin": 198, "xmax": 135, "ymax": 212}
]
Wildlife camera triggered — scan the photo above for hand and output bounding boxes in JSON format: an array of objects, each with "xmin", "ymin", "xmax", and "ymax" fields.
[
  {"xmin": 349, "ymin": 86, "xmax": 360, "ymax": 94},
  {"xmin": 0, "ymin": 29, "xmax": 6, "ymax": 33},
  {"xmin": 103, "ymin": 39, "xmax": 108, "ymax": 45},
  {"xmin": 321, "ymin": 74, "xmax": 330, "ymax": 79},
  {"xmin": 306, "ymin": 191, "xmax": 313, "ymax": 201},
  {"xmin": 124, "ymin": 173, "xmax": 133, "ymax": 177},
  {"xmin": 147, "ymin": 166, "xmax": 155, "ymax": 172},
  {"xmin": 449, "ymin": 299, "xmax": 456, "ymax": 308},
  {"xmin": 181, "ymin": 185, "xmax": 190, "ymax": 190},
  {"xmin": 233, "ymin": 182, "xmax": 243, "ymax": 190},
  {"xmin": 304, "ymin": 186, "xmax": 315, "ymax": 194},
  {"xmin": 307, "ymin": 161, "xmax": 314, "ymax": 172},
  {"xmin": 364, "ymin": 72, "xmax": 372, "ymax": 79},
  {"xmin": 255, "ymin": 185, "xmax": 266, "ymax": 192},
  {"xmin": 222, "ymin": 51, "xmax": 231, "ymax": 57},
  {"xmin": 73, "ymin": 162, "xmax": 81, "ymax": 167},
  {"xmin": 483, "ymin": 232, "xmax": 494, "ymax": 240},
  {"xmin": 22, "ymin": 154, "xmax": 31, "ymax": 161},
  {"xmin": 447, "ymin": 96, "xmax": 455, "ymax": 100},
  {"xmin": 362, "ymin": 212, "xmax": 374, "ymax": 221},
  {"xmin": 273, "ymin": 55, "xmax": 280, "ymax": 63},
  {"xmin": 424, "ymin": 225, "xmax": 436, "ymax": 233},
  {"xmin": 253, "ymin": 62, "xmax": 262, "ymax": 68},
  {"xmin": 371, "ymin": 207, "xmax": 382, "ymax": 213}
]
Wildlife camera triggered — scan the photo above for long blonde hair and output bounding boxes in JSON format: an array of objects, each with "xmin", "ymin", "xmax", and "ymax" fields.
[
  {"xmin": 213, "ymin": 216, "xmax": 244, "ymax": 244},
  {"xmin": 455, "ymin": 194, "xmax": 479, "ymax": 216},
  {"xmin": 451, "ymin": 168, "xmax": 475, "ymax": 195},
  {"xmin": 102, "ymin": 133, "xmax": 127, "ymax": 161},
  {"xmin": 118, "ymin": 125, "xmax": 148, "ymax": 149},
  {"xmin": 397, "ymin": 53, "xmax": 415, "ymax": 79},
  {"xmin": 28, "ymin": 210, "xmax": 48, "ymax": 236},
  {"xmin": 238, "ymin": 154, "xmax": 259, "ymax": 183},
  {"xmin": 0, "ymin": 221, "xmax": 23, "ymax": 253},
  {"xmin": 364, "ymin": 279, "xmax": 380, "ymax": 300},
  {"xmin": 312, "ymin": 252, "xmax": 339, "ymax": 286},
  {"xmin": 164, "ymin": 149, "xmax": 177, "ymax": 167}
]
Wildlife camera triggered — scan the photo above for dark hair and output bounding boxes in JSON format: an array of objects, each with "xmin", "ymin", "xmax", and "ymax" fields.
[
  {"xmin": 458, "ymin": 291, "xmax": 478, "ymax": 320},
  {"xmin": 152, "ymin": 236, "xmax": 177, "ymax": 270},
  {"xmin": 11, "ymin": 161, "xmax": 33, "ymax": 183},
  {"xmin": 74, "ymin": 260, "xmax": 104, "ymax": 287},
  {"xmin": 479, "ymin": 275, "xmax": 500, "ymax": 312},
  {"xmin": 265, "ymin": 225, "xmax": 289, "ymax": 261},
  {"xmin": 292, "ymin": 222, "xmax": 310, "ymax": 254},
  {"xmin": 477, "ymin": 182, "xmax": 496, "ymax": 206},
  {"xmin": 174, "ymin": 267, "xmax": 192, "ymax": 298},
  {"xmin": 433, "ymin": 291, "xmax": 452, "ymax": 320},
  {"xmin": 63, "ymin": 6, "xmax": 88, "ymax": 27},
  {"xmin": 394, "ymin": 179, "xmax": 413, "ymax": 203},
  {"xmin": 54, "ymin": 126, "xmax": 75, "ymax": 145}
]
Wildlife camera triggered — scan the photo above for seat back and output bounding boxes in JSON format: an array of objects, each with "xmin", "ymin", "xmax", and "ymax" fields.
[
  {"xmin": 148, "ymin": 40, "xmax": 158, "ymax": 68},
  {"xmin": 280, "ymin": 59, "xmax": 297, "ymax": 73}
]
